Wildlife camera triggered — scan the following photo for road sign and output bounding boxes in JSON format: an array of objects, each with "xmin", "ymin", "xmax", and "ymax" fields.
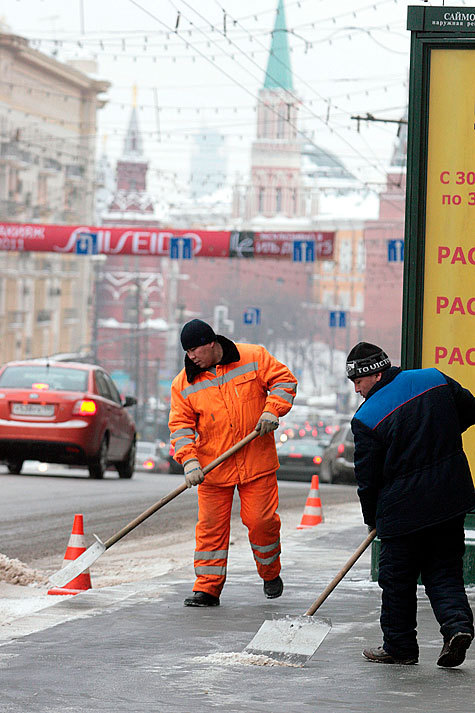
[
  {"xmin": 243, "ymin": 307, "xmax": 261, "ymax": 325},
  {"xmin": 387, "ymin": 239, "xmax": 404, "ymax": 262},
  {"xmin": 75, "ymin": 232, "xmax": 98, "ymax": 255},
  {"xmin": 329, "ymin": 310, "xmax": 346, "ymax": 328},
  {"xmin": 170, "ymin": 236, "xmax": 192, "ymax": 259},
  {"xmin": 293, "ymin": 240, "xmax": 315, "ymax": 262}
]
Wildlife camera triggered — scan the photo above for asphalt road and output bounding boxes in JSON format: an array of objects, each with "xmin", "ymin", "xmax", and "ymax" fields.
[{"xmin": 0, "ymin": 463, "xmax": 358, "ymax": 565}]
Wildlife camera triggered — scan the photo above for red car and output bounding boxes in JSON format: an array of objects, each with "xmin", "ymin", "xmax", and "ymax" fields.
[{"xmin": 0, "ymin": 360, "xmax": 137, "ymax": 479}]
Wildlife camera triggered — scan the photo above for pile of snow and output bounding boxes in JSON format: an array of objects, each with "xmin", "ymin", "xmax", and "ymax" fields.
[
  {"xmin": 0, "ymin": 554, "xmax": 47, "ymax": 586},
  {"xmin": 193, "ymin": 652, "xmax": 299, "ymax": 667}
]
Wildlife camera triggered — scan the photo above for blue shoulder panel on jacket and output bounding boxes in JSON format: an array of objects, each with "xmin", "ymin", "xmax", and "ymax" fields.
[{"xmin": 356, "ymin": 369, "xmax": 446, "ymax": 430}]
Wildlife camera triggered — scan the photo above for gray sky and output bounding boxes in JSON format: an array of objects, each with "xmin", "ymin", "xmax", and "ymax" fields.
[{"xmin": 2, "ymin": 0, "xmax": 470, "ymax": 195}]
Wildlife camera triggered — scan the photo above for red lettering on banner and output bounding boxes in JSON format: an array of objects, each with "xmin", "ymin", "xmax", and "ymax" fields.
[
  {"xmin": 436, "ymin": 246, "xmax": 475, "ymax": 265},
  {"xmin": 436, "ymin": 296, "xmax": 475, "ymax": 315},
  {"xmin": 435, "ymin": 346, "xmax": 447, "ymax": 362},
  {"xmin": 0, "ymin": 223, "xmax": 335, "ymax": 260},
  {"xmin": 0, "ymin": 223, "xmax": 225, "ymax": 257},
  {"xmin": 452, "ymin": 246, "xmax": 467, "ymax": 264},
  {"xmin": 438, "ymin": 246, "xmax": 450, "ymax": 263},
  {"xmin": 449, "ymin": 348, "xmax": 464, "ymax": 365},
  {"xmin": 436, "ymin": 296, "xmax": 449, "ymax": 313},
  {"xmin": 451, "ymin": 297, "xmax": 465, "ymax": 315},
  {"xmin": 435, "ymin": 346, "xmax": 475, "ymax": 366}
]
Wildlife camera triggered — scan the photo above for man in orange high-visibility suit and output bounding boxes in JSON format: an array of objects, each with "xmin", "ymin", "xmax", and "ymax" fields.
[{"xmin": 169, "ymin": 318, "xmax": 298, "ymax": 607}]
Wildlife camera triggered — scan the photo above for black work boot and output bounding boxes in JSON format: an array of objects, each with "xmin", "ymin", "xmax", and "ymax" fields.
[
  {"xmin": 183, "ymin": 591, "xmax": 220, "ymax": 607},
  {"xmin": 263, "ymin": 575, "xmax": 283, "ymax": 599},
  {"xmin": 437, "ymin": 632, "xmax": 472, "ymax": 667},
  {"xmin": 363, "ymin": 646, "xmax": 418, "ymax": 665}
]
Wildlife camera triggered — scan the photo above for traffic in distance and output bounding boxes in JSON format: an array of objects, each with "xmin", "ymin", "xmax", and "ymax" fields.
[{"xmin": 0, "ymin": 358, "xmax": 355, "ymax": 483}]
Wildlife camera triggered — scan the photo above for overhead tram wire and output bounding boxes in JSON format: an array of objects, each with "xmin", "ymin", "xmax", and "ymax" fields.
[
  {"xmin": 9, "ymin": 2, "xmax": 407, "ymax": 200},
  {"xmin": 209, "ymin": 0, "xmax": 402, "ymax": 176},
  {"xmin": 0, "ymin": 73, "xmax": 408, "ymax": 119},
  {"xmin": 28, "ymin": 22, "xmax": 408, "ymax": 58},
  {"xmin": 212, "ymin": 0, "xmax": 405, "ymax": 115},
  {"xmin": 162, "ymin": 0, "xmax": 397, "ymax": 189},
  {"xmin": 126, "ymin": 0, "xmax": 334, "ymax": 159},
  {"xmin": 22, "ymin": 10, "xmax": 410, "ymax": 114},
  {"xmin": 157, "ymin": 2, "xmax": 384, "ymax": 188}
]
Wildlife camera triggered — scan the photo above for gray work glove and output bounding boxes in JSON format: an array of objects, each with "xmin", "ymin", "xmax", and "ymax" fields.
[
  {"xmin": 184, "ymin": 459, "xmax": 205, "ymax": 488},
  {"xmin": 255, "ymin": 411, "xmax": 279, "ymax": 435}
]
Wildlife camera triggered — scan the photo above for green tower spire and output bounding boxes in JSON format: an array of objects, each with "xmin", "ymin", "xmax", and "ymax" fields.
[{"xmin": 263, "ymin": 0, "xmax": 293, "ymax": 91}]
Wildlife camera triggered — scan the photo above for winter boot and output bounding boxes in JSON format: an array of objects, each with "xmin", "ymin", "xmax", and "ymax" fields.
[
  {"xmin": 437, "ymin": 633, "xmax": 472, "ymax": 668},
  {"xmin": 363, "ymin": 646, "xmax": 418, "ymax": 665},
  {"xmin": 183, "ymin": 591, "xmax": 220, "ymax": 607},
  {"xmin": 263, "ymin": 575, "xmax": 283, "ymax": 599}
]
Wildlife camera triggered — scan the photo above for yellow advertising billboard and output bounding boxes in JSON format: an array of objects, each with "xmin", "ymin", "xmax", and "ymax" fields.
[{"xmin": 423, "ymin": 49, "xmax": 475, "ymax": 475}]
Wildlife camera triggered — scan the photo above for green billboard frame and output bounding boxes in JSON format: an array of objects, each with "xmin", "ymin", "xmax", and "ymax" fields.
[
  {"xmin": 402, "ymin": 5, "xmax": 475, "ymax": 368},
  {"xmin": 395, "ymin": 6, "xmax": 475, "ymax": 583}
]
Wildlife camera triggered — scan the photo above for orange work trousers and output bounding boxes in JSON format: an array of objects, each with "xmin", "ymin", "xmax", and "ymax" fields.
[{"xmin": 192, "ymin": 473, "xmax": 281, "ymax": 598}]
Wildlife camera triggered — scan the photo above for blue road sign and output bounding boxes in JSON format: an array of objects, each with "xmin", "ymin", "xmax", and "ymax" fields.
[
  {"xmin": 75, "ymin": 232, "xmax": 98, "ymax": 255},
  {"xmin": 293, "ymin": 240, "xmax": 315, "ymax": 263},
  {"xmin": 170, "ymin": 236, "xmax": 192, "ymax": 259},
  {"xmin": 329, "ymin": 310, "xmax": 347, "ymax": 328},
  {"xmin": 243, "ymin": 307, "xmax": 261, "ymax": 325},
  {"xmin": 387, "ymin": 239, "xmax": 404, "ymax": 262}
]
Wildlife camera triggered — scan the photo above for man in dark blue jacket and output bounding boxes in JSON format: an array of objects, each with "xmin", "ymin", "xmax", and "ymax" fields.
[{"xmin": 347, "ymin": 342, "xmax": 475, "ymax": 667}]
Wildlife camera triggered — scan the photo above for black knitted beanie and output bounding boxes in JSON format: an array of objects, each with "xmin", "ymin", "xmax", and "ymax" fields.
[
  {"xmin": 346, "ymin": 342, "xmax": 391, "ymax": 380},
  {"xmin": 180, "ymin": 319, "xmax": 217, "ymax": 351}
]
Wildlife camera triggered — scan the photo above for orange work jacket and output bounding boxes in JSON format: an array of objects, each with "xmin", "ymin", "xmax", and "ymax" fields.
[{"xmin": 169, "ymin": 340, "xmax": 297, "ymax": 486}]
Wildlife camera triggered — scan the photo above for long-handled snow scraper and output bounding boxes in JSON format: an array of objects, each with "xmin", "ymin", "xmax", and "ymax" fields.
[
  {"xmin": 49, "ymin": 429, "xmax": 260, "ymax": 588},
  {"xmin": 245, "ymin": 528, "xmax": 377, "ymax": 666}
]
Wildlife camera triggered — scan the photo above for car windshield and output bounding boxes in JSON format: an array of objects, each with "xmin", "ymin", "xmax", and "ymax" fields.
[
  {"xmin": 277, "ymin": 439, "xmax": 325, "ymax": 456},
  {"xmin": 0, "ymin": 365, "xmax": 88, "ymax": 392}
]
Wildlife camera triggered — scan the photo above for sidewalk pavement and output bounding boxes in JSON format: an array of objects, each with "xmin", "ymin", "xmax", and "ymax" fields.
[{"xmin": 0, "ymin": 502, "xmax": 474, "ymax": 713}]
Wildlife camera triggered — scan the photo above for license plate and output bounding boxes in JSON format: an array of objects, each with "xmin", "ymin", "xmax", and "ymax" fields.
[{"xmin": 11, "ymin": 403, "xmax": 55, "ymax": 417}]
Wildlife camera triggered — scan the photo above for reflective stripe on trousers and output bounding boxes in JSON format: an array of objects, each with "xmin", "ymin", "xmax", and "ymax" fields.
[
  {"xmin": 193, "ymin": 473, "xmax": 281, "ymax": 598},
  {"xmin": 250, "ymin": 538, "xmax": 281, "ymax": 566}
]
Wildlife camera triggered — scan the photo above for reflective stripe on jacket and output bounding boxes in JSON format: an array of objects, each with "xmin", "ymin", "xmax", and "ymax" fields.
[{"xmin": 169, "ymin": 342, "xmax": 297, "ymax": 486}]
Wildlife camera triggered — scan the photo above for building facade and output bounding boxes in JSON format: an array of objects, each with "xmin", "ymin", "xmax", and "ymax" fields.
[{"xmin": 0, "ymin": 32, "xmax": 108, "ymax": 363}]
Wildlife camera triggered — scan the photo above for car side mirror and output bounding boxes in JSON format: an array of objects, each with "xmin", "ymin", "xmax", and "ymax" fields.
[{"xmin": 123, "ymin": 395, "xmax": 137, "ymax": 408}]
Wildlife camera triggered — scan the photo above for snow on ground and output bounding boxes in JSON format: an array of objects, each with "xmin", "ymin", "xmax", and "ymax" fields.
[{"xmin": 0, "ymin": 500, "xmax": 364, "ymax": 628}]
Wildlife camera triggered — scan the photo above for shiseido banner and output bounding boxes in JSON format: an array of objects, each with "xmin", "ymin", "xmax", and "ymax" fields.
[{"xmin": 0, "ymin": 223, "xmax": 334, "ymax": 260}]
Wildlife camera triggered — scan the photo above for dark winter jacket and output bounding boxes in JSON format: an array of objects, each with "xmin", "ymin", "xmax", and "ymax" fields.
[{"xmin": 351, "ymin": 366, "xmax": 475, "ymax": 538}]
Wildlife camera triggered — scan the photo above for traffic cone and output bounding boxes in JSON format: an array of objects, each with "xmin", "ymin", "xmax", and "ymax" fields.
[
  {"xmin": 48, "ymin": 514, "xmax": 92, "ymax": 595},
  {"xmin": 297, "ymin": 475, "xmax": 323, "ymax": 529}
]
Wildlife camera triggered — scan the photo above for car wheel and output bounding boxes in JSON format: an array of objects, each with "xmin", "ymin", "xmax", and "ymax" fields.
[
  {"xmin": 116, "ymin": 439, "xmax": 136, "ymax": 479},
  {"xmin": 88, "ymin": 437, "xmax": 108, "ymax": 479},
  {"xmin": 7, "ymin": 460, "xmax": 23, "ymax": 474}
]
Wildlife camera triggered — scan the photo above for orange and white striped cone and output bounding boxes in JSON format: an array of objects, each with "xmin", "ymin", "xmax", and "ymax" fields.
[
  {"xmin": 297, "ymin": 474, "xmax": 323, "ymax": 529},
  {"xmin": 48, "ymin": 513, "xmax": 92, "ymax": 595}
]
